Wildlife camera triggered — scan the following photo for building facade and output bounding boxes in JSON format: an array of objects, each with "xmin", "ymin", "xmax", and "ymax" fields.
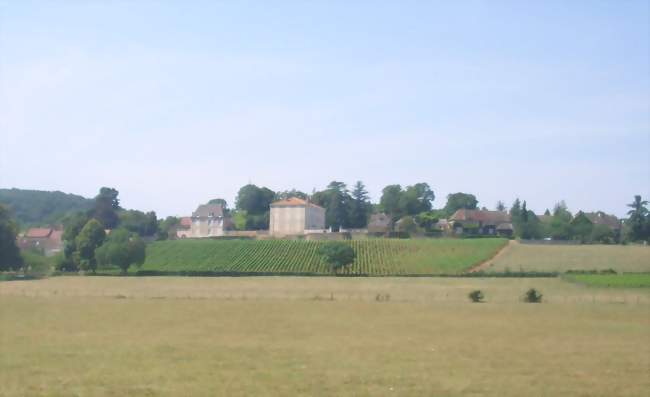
[
  {"xmin": 269, "ymin": 197, "xmax": 325, "ymax": 236},
  {"xmin": 184, "ymin": 204, "xmax": 231, "ymax": 238}
]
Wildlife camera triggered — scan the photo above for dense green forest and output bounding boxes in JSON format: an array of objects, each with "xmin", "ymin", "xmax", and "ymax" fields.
[{"xmin": 0, "ymin": 188, "xmax": 94, "ymax": 227}]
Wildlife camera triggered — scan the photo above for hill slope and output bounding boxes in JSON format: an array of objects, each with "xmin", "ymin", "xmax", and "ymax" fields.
[
  {"xmin": 142, "ymin": 238, "xmax": 507, "ymax": 276},
  {"xmin": 0, "ymin": 188, "xmax": 94, "ymax": 227}
]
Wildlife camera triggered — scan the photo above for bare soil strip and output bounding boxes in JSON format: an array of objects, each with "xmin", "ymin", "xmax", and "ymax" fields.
[{"xmin": 466, "ymin": 240, "xmax": 515, "ymax": 273}]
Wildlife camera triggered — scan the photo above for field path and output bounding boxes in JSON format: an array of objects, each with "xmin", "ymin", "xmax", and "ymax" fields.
[{"xmin": 466, "ymin": 240, "xmax": 515, "ymax": 273}]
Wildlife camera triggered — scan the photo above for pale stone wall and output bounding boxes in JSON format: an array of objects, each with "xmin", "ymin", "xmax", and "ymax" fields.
[
  {"xmin": 270, "ymin": 205, "xmax": 325, "ymax": 236},
  {"xmin": 305, "ymin": 206, "xmax": 325, "ymax": 231},
  {"xmin": 270, "ymin": 206, "xmax": 306, "ymax": 235},
  {"xmin": 190, "ymin": 218, "xmax": 225, "ymax": 238}
]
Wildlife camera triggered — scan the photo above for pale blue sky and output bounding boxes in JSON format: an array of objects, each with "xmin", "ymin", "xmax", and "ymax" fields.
[{"xmin": 1, "ymin": 1, "xmax": 648, "ymax": 217}]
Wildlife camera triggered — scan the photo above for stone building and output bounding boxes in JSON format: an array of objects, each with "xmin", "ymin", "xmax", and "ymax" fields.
[
  {"xmin": 188, "ymin": 204, "xmax": 231, "ymax": 238},
  {"xmin": 17, "ymin": 227, "xmax": 63, "ymax": 256},
  {"xmin": 269, "ymin": 197, "xmax": 325, "ymax": 236},
  {"xmin": 448, "ymin": 209, "xmax": 513, "ymax": 237}
]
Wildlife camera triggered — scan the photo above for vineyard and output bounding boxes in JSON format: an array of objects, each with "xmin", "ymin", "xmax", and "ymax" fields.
[{"xmin": 141, "ymin": 238, "xmax": 507, "ymax": 275}]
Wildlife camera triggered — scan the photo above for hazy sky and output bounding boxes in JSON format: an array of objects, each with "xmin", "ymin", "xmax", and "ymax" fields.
[{"xmin": 1, "ymin": 1, "xmax": 648, "ymax": 218}]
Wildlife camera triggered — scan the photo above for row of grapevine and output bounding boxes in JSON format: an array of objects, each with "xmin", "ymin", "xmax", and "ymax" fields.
[{"xmin": 142, "ymin": 238, "xmax": 507, "ymax": 275}]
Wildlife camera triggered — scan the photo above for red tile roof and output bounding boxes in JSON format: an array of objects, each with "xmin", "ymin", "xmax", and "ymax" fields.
[
  {"xmin": 450, "ymin": 209, "xmax": 511, "ymax": 225},
  {"xmin": 271, "ymin": 197, "xmax": 323, "ymax": 209},
  {"xmin": 24, "ymin": 228, "xmax": 52, "ymax": 238},
  {"xmin": 180, "ymin": 217, "xmax": 192, "ymax": 227}
]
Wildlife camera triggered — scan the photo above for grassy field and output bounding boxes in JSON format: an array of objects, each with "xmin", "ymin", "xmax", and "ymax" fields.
[
  {"xmin": 487, "ymin": 242, "xmax": 650, "ymax": 273},
  {"xmin": 564, "ymin": 273, "xmax": 650, "ymax": 288},
  {"xmin": 1, "ymin": 277, "xmax": 649, "ymax": 397},
  {"xmin": 140, "ymin": 238, "xmax": 507, "ymax": 275}
]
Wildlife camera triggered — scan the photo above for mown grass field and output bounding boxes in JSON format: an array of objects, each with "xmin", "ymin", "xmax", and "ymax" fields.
[
  {"xmin": 564, "ymin": 273, "xmax": 650, "ymax": 288},
  {"xmin": 140, "ymin": 238, "xmax": 507, "ymax": 275},
  {"xmin": 1, "ymin": 277, "xmax": 648, "ymax": 397},
  {"xmin": 487, "ymin": 242, "xmax": 650, "ymax": 273}
]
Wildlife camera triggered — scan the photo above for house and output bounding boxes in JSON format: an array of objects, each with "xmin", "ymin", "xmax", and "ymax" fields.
[
  {"xmin": 584, "ymin": 211, "xmax": 622, "ymax": 233},
  {"xmin": 186, "ymin": 204, "xmax": 232, "ymax": 238},
  {"xmin": 17, "ymin": 227, "xmax": 64, "ymax": 256},
  {"xmin": 269, "ymin": 197, "xmax": 325, "ymax": 236},
  {"xmin": 175, "ymin": 217, "xmax": 193, "ymax": 239},
  {"xmin": 448, "ymin": 209, "xmax": 513, "ymax": 237},
  {"xmin": 367, "ymin": 213, "xmax": 391, "ymax": 235}
]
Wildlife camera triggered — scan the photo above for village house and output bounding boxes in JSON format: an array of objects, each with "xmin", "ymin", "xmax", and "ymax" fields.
[
  {"xmin": 448, "ymin": 209, "xmax": 513, "ymax": 237},
  {"xmin": 17, "ymin": 227, "xmax": 64, "ymax": 256},
  {"xmin": 269, "ymin": 197, "xmax": 325, "ymax": 236},
  {"xmin": 177, "ymin": 204, "xmax": 232, "ymax": 238},
  {"xmin": 175, "ymin": 216, "xmax": 192, "ymax": 239},
  {"xmin": 584, "ymin": 211, "xmax": 622, "ymax": 234},
  {"xmin": 367, "ymin": 213, "xmax": 391, "ymax": 235}
]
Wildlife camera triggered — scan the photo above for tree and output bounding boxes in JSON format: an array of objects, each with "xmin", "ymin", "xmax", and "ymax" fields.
[
  {"xmin": 312, "ymin": 181, "xmax": 352, "ymax": 231},
  {"xmin": 523, "ymin": 288, "xmax": 543, "ymax": 303},
  {"xmin": 626, "ymin": 195, "xmax": 649, "ymax": 242},
  {"xmin": 0, "ymin": 188, "xmax": 94, "ymax": 227},
  {"xmin": 496, "ymin": 201, "xmax": 507, "ymax": 212},
  {"xmin": 550, "ymin": 201, "xmax": 572, "ymax": 240},
  {"xmin": 379, "ymin": 185, "xmax": 403, "ymax": 222},
  {"xmin": 156, "ymin": 216, "xmax": 180, "ymax": 240},
  {"xmin": 75, "ymin": 219, "xmax": 106, "ymax": 273},
  {"xmin": 0, "ymin": 204, "xmax": 23, "ymax": 271},
  {"xmin": 318, "ymin": 242, "xmax": 355, "ymax": 273},
  {"xmin": 591, "ymin": 224, "xmax": 615, "ymax": 244},
  {"xmin": 571, "ymin": 212, "xmax": 594, "ymax": 243},
  {"xmin": 275, "ymin": 190, "xmax": 308, "ymax": 201},
  {"xmin": 510, "ymin": 198, "xmax": 522, "ymax": 220},
  {"xmin": 92, "ymin": 187, "xmax": 120, "ymax": 229},
  {"xmin": 443, "ymin": 193, "xmax": 478, "ymax": 217},
  {"xmin": 348, "ymin": 181, "xmax": 372, "ymax": 228},
  {"xmin": 415, "ymin": 210, "xmax": 442, "ymax": 232},
  {"xmin": 96, "ymin": 228, "xmax": 146, "ymax": 274},
  {"xmin": 208, "ymin": 198, "xmax": 229, "ymax": 213},
  {"xmin": 234, "ymin": 184, "xmax": 275, "ymax": 231},
  {"xmin": 395, "ymin": 216, "xmax": 419, "ymax": 234},
  {"xmin": 235, "ymin": 184, "xmax": 275, "ymax": 215},
  {"xmin": 57, "ymin": 212, "xmax": 90, "ymax": 271},
  {"xmin": 399, "ymin": 183, "xmax": 435, "ymax": 216},
  {"xmin": 514, "ymin": 201, "xmax": 542, "ymax": 239},
  {"xmin": 118, "ymin": 210, "xmax": 158, "ymax": 236},
  {"xmin": 468, "ymin": 290, "xmax": 484, "ymax": 303}
]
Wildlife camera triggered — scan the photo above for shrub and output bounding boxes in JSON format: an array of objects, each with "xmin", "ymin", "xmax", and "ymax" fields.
[
  {"xmin": 318, "ymin": 242, "xmax": 355, "ymax": 273},
  {"xmin": 524, "ymin": 288, "xmax": 543, "ymax": 303},
  {"xmin": 468, "ymin": 289, "xmax": 484, "ymax": 303}
]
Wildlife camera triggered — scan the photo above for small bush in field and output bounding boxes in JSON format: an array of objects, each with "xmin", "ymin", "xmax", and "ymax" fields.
[
  {"xmin": 524, "ymin": 288, "xmax": 543, "ymax": 303},
  {"xmin": 468, "ymin": 290, "xmax": 484, "ymax": 303}
]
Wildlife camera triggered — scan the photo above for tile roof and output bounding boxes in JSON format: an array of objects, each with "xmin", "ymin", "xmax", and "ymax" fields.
[
  {"xmin": 24, "ymin": 228, "xmax": 52, "ymax": 238},
  {"xmin": 179, "ymin": 217, "xmax": 192, "ymax": 227},
  {"xmin": 450, "ymin": 209, "xmax": 511, "ymax": 225},
  {"xmin": 584, "ymin": 212, "xmax": 621, "ymax": 229},
  {"xmin": 271, "ymin": 197, "xmax": 323, "ymax": 209},
  {"xmin": 192, "ymin": 204, "xmax": 225, "ymax": 218}
]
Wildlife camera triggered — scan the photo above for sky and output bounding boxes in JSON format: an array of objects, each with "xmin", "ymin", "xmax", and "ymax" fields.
[{"xmin": 0, "ymin": 1, "xmax": 648, "ymax": 218}]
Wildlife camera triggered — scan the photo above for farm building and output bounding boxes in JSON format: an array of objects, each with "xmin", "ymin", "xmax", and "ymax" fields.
[
  {"xmin": 17, "ymin": 227, "xmax": 63, "ymax": 256},
  {"xmin": 269, "ymin": 197, "xmax": 325, "ymax": 236},
  {"xmin": 448, "ymin": 209, "xmax": 513, "ymax": 237}
]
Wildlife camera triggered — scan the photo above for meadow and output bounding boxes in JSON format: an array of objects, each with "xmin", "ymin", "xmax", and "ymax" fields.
[
  {"xmin": 564, "ymin": 273, "xmax": 650, "ymax": 288},
  {"xmin": 486, "ymin": 242, "xmax": 650, "ymax": 273},
  {"xmin": 1, "ymin": 276, "xmax": 648, "ymax": 397},
  {"xmin": 140, "ymin": 238, "xmax": 507, "ymax": 275}
]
